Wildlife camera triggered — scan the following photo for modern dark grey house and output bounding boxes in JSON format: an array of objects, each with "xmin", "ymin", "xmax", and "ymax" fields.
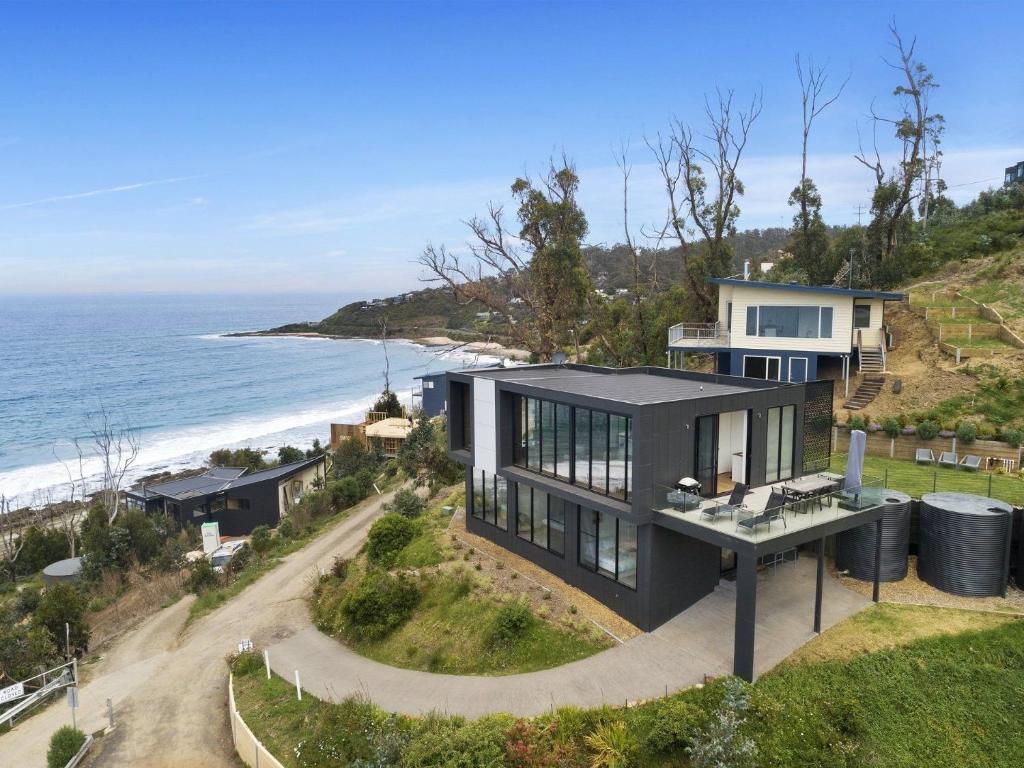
[
  {"xmin": 446, "ymin": 363, "xmax": 886, "ymax": 680},
  {"xmin": 125, "ymin": 455, "xmax": 328, "ymax": 536},
  {"xmin": 414, "ymin": 371, "xmax": 449, "ymax": 417}
]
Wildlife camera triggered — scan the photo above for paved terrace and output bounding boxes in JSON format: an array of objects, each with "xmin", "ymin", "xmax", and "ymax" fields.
[{"xmin": 268, "ymin": 557, "xmax": 869, "ymax": 718}]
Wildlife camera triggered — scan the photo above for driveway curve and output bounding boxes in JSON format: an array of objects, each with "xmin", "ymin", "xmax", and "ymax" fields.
[
  {"xmin": 269, "ymin": 557, "xmax": 870, "ymax": 718},
  {"xmin": 0, "ymin": 487, "xmax": 401, "ymax": 768}
]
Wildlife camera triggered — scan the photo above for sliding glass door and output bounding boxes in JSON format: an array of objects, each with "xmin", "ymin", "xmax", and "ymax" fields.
[
  {"xmin": 694, "ymin": 414, "xmax": 718, "ymax": 497},
  {"xmin": 766, "ymin": 405, "xmax": 796, "ymax": 482}
]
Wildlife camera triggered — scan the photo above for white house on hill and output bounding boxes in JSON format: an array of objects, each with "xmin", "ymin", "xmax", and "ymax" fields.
[{"xmin": 667, "ymin": 278, "xmax": 905, "ymax": 392}]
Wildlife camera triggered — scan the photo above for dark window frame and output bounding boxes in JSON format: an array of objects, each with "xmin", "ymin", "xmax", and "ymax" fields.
[
  {"xmin": 576, "ymin": 506, "xmax": 637, "ymax": 590},
  {"xmin": 514, "ymin": 481, "xmax": 563, "ymax": 557},
  {"xmin": 471, "ymin": 469, "xmax": 508, "ymax": 531},
  {"xmin": 512, "ymin": 395, "xmax": 631, "ymax": 501},
  {"xmin": 853, "ymin": 304, "xmax": 872, "ymax": 329}
]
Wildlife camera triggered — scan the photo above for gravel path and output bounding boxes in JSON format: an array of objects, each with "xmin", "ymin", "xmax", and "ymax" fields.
[{"xmin": 0, "ymin": 488, "xmax": 399, "ymax": 768}]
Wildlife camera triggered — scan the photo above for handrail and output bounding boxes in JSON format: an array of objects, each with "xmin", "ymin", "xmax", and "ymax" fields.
[
  {"xmin": 668, "ymin": 322, "xmax": 726, "ymax": 344},
  {"xmin": 879, "ymin": 327, "xmax": 887, "ymax": 371},
  {"xmin": 856, "ymin": 329, "xmax": 863, "ymax": 372}
]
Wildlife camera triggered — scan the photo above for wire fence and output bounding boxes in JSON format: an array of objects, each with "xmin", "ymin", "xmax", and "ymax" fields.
[{"xmin": 829, "ymin": 455, "xmax": 1024, "ymax": 506}]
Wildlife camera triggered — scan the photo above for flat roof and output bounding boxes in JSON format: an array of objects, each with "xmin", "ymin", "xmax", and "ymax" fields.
[
  {"xmin": 708, "ymin": 277, "xmax": 905, "ymax": 301},
  {"xmin": 459, "ymin": 364, "xmax": 781, "ymax": 405}
]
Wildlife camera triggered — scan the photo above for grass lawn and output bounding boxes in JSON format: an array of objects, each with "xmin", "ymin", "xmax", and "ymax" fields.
[
  {"xmin": 311, "ymin": 493, "xmax": 611, "ymax": 675},
  {"xmin": 232, "ymin": 605, "xmax": 1024, "ymax": 768},
  {"xmin": 830, "ymin": 453, "xmax": 1024, "ymax": 505}
]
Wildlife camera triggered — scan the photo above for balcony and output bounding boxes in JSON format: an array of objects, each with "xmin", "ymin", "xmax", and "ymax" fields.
[{"xmin": 667, "ymin": 322, "xmax": 730, "ymax": 349}]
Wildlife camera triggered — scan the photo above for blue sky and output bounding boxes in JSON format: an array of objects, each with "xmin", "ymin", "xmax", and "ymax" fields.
[{"xmin": 0, "ymin": 0, "xmax": 1021, "ymax": 295}]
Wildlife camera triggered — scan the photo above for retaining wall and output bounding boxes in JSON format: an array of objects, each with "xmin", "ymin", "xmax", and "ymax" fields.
[
  {"xmin": 229, "ymin": 674, "xmax": 286, "ymax": 768},
  {"xmin": 834, "ymin": 430, "xmax": 1022, "ymax": 465}
]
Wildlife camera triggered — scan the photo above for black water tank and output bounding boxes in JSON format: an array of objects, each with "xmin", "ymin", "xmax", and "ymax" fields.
[
  {"xmin": 918, "ymin": 492, "xmax": 1012, "ymax": 597},
  {"xmin": 837, "ymin": 489, "xmax": 911, "ymax": 581}
]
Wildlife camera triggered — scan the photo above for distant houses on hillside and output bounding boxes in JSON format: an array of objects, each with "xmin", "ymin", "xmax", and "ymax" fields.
[{"xmin": 1006, "ymin": 161, "xmax": 1024, "ymax": 186}]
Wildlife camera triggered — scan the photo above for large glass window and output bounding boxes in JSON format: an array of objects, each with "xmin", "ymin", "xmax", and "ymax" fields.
[
  {"xmin": 495, "ymin": 475, "xmax": 508, "ymax": 531},
  {"xmin": 766, "ymin": 404, "xmax": 796, "ymax": 482},
  {"xmin": 517, "ymin": 483, "xmax": 532, "ymax": 539},
  {"xmin": 471, "ymin": 469, "xmax": 507, "ymax": 530},
  {"xmin": 574, "ymin": 408, "xmax": 591, "ymax": 487},
  {"xmin": 577, "ymin": 508, "xmax": 637, "ymax": 589},
  {"xmin": 591, "ymin": 411, "xmax": 609, "ymax": 494},
  {"xmin": 608, "ymin": 415, "xmax": 629, "ymax": 500},
  {"xmin": 743, "ymin": 355, "xmax": 781, "ymax": 381},
  {"xmin": 512, "ymin": 396, "xmax": 630, "ymax": 501},
  {"xmin": 540, "ymin": 400, "xmax": 555, "ymax": 474},
  {"xmin": 744, "ymin": 306, "xmax": 835, "ymax": 339},
  {"xmin": 555, "ymin": 404, "xmax": 572, "ymax": 481},
  {"xmin": 515, "ymin": 482, "xmax": 559, "ymax": 555}
]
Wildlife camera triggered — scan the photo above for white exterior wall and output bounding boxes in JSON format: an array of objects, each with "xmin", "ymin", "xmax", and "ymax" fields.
[
  {"xmin": 278, "ymin": 461, "xmax": 324, "ymax": 513},
  {"xmin": 717, "ymin": 285, "xmax": 734, "ymax": 329},
  {"xmin": 852, "ymin": 298, "xmax": 886, "ymax": 348},
  {"xmin": 472, "ymin": 378, "xmax": 497, "ymax": 474},
  {"xmin": 726, "ymin": 285, "xmax": 856, "ymax": 354}
]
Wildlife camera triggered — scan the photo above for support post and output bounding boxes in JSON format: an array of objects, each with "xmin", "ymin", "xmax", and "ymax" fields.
[
  {"xmin": 734, "ymin": 552, "xmax": 757, "ymax": 682},
  {"xmin": 264, "ymin": 648, "xmax": 271, "ymax": 679},
  {"xmin": 814, "ymin": 538, "xmax": 825, "ymax": 633},
  {"xmin": 872, "ymin": 518, "xmax": 882, "ymax": 602},
  {"xmin": 295, "ymin": 670, "xmax": 302, "ymax": 701}
]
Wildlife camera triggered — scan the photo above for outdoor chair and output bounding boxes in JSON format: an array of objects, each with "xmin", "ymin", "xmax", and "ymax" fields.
[
  {"xmin": 915, "ymin": 448, "xmax": 935, "ymax": 465},
  {"xmin": 737, "ymin": 490, "xmax": 788, "ymax": 533},
  {"xmin": 701, "ymin": 482, "xmax": 748, "ymax": 521},
  {"xmin": 938, "ymin": 451, "xmax": 958, "ymax": 469},
  {"xmin": 959, "ymin": 454, "xmax": 981, "ymax": 472}
]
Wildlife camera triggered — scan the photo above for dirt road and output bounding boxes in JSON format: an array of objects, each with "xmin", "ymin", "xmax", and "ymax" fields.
[{"xmin": 0, "ymin": 488, "xmax": 399, "ymax": 767}]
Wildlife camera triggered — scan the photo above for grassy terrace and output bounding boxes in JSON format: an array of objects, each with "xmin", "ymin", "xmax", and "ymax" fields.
[
  {"xmin": 232, "ymin": 605, "xmax": 1024, "ymax": 767},
  {"xmin": 311, "ymin": 492, "xmax": 610, "ymax": 675},
  {"xmin": 830, "ymin": 453, "xmax": 1024, "ymax": 505}
]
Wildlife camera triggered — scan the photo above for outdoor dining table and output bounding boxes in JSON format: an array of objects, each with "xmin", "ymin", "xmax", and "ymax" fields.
[{"xmin": 778, "ymin": 475, "xmax": 840, "ymax": 513}]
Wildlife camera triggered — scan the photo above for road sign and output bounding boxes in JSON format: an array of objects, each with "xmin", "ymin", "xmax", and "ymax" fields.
[
  {"xmin": 67, "ymin": 686, "xmax": 78, "ymax": 709},
  {"xmin": 0, "ymin": 682, "xmax": 24, "ymax": 705}
]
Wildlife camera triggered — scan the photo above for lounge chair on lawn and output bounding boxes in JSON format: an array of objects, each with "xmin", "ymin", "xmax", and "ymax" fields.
[
  {"xmin": 916, "ymin": 448, "xmax": 935, "ymax": 465},
  {"xmin": 737, "ymin": 490, "xmax": 788, "ymax": 533},
  {"xmin": 938, "ymin": 451, "xmax": 958, "ymax": 469},
  {"xmin": 959, "ymin": 454, "xmax": 981, "ymax": 472},
  {"xmin": 701, "ymin": 482, "xmax": 749, "ymax": 521}
]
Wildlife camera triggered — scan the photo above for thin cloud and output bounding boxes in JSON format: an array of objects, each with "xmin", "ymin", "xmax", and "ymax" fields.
[{"xmin": 0, "ymin": 174, "xmax": 207, "ymax": 211}]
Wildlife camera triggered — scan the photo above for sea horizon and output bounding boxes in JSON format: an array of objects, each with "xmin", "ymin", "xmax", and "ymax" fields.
[{"xmin": 0, "ymin": 292, "xmax": 484, "ymax": 508}]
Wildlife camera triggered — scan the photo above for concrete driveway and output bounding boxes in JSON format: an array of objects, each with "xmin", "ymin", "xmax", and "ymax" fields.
[
  {"xmin": 269, "ymin": 555, "xmax": 870, "ymax": 717},
  {"xmin": 0, "ymin": 487, "xmax": 401, "ymax": 768}
]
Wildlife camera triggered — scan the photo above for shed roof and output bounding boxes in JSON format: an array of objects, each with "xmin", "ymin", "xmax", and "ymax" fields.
[{"xmin": 364, "ymin": 417, "xmax": 414, "ymax": 439}]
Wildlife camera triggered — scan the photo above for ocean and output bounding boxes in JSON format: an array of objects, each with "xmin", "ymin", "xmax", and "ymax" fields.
[{"xmin": 0, "ymin": 293, "xmax": 486, "ymax": 507}]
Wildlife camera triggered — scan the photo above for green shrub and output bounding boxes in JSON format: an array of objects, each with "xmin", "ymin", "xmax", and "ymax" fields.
[
  {"xmin": 33, "ymin": 583, "xmax": 89, "ymax": 653},
  {"xmin": 881, "ymin": 417, "xmax": 901, "ymax": 439},
  {"xmin": 232, "ymin": 650, "xmax": 264, "ymax": 677},
  {"xmin": 586, "ymin": 721, "xmax": 638, "ymax": 768},
  {"xmin": 639, "ymin": 698, "xmax": 704, "ymax": 754},
  {"xmin": 1001, "ymin": 426, "xmax": 1024, "ymax": 448},
  {"xmin": 848, "ymin": 414, "xmax": 867, "ymax": 431},
  {"xmin": 341, "ymin": 570, "xmax": 420, "ymax": 640},
  {"xmin": 14, "ymin": 585, "xmax": 42, "ymax": 619},
  {"xmin": 489, "ymin": 600, "xmax": 534, "ymax": 646},
  {"xmin": 277, "ymin": 517, "xmax": 295, "ymax": 539},
  {"xmin": 366, "ymin": 514, "xmax": 417, "ymax": 568},
  {"xmin": 956, "ymin": 421, "xmax": 978, "ymax": 444},
  {"xmin": 916, "ymin": 419, "xmax": 940, "ymax": 440},
  {"xmin": 403, "ymin": 714, "xmax": 514, "ymax": 768},
  {"xmin": 329, "ymin": 476, "xmax": 364, "ymax": 510},
  {"xmin": 249, "ymin": 525, "xmax": 272, "ymax": 555},
  {"xmin": 386, "ymin": 488, "xmax": 426, "ymax": 518},
  {"xmin": 187, "ymin": 558, "xmax": 220, "ymax": 594},
  {"xmin": 47, "ymin": 726, "xmax": 86, "ymax": 768}
]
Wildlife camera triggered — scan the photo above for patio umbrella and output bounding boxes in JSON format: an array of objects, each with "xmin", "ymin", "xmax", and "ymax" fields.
[{"xmin": 845, "ymin": 429, "xmax": 865, "ymax": 491}]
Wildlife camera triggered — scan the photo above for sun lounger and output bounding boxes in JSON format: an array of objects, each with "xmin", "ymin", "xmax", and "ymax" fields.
[
  {"xmin": 959, "ymin": 454, "xmax": 981, "ymax": 472},
  {"xmin": 915, "ymin": 448, "xmax": 935, "ymax": 465},
  {"xmin": 938, "ymin": 451, "xmax": 958, "ymax": 469},
  {"xmin": 737, "ymin": 490, "xmax": 788, "ymax": 532},
  {"xmin": 701, "ymin": 483, "xmax": 748, "ymax": 521}
]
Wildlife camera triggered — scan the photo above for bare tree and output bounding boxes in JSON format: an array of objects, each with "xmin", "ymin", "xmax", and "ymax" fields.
[
  {"xmin": 854, "ymin": 22, "xmax": 943, "ymax": 264},
  {"xmin": 0, "ymin": 495, "xmax": 33, "ymax": 582},
  {"xmin": 648, "ymin": 88, "xmax": 763, "ymax": 317},
  {"xmin": 418, "ymin": 157, "xmax": 589, "ymax": 360},
  {"xmin": 53, "ymin": 443, "xmax": 89, "ymax": 558},
  {"xmin": 615, "ymin": 140, "xmax": 650, "ymax": 363},
  {"xmin": 88, "ymin": 404, "xmax": 141, "ymax": 523}
]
